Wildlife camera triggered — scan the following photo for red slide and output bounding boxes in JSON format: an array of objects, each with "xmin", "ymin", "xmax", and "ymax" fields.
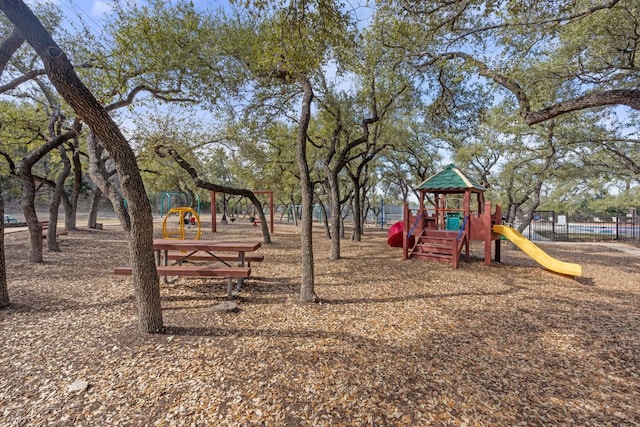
[{"xmin": 387, "ymin": 221, "xmax": 414, "ymax": 248}]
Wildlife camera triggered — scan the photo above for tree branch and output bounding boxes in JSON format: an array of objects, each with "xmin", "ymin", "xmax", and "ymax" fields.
[
  {"xmin": 433, "ymin": 51, "xmax": 640, "ymax": 125},
  {"xmin": 155, "ymin": 144, "xmax": 272, "ymax": 243},
  {"xmin": 105, "ymin": 85, "xmax": 199, "ymax": 112},
  {"xmin": 0, "ymin": 26, "xmax": 24, "ymax": 75}
]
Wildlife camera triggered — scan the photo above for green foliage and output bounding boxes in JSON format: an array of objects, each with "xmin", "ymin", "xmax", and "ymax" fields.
[
  {"xmin": 96, "ymin": 0, "xmax": 240, "ymax": 108},
  {"xmin": 0, "ymin": 101, "xmax": 50, "ymax": 174},
  {"xmin": 230, "ymin": 0, "xmax": 357, "ymax": 77}
]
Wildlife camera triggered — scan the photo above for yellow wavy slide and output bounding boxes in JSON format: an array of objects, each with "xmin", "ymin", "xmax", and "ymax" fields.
[{"xmin": 493, "ymin": 225, "xmax": 582, "ymax": 277}]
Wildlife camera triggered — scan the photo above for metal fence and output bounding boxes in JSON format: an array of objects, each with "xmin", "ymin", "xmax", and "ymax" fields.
[
  {"xmin": 363, "ymin": 206, "xmax": 640, "ymax": 244},
  {"xmin": 521, "ymin": 211, "xmax": 640, "ymax": 243}
]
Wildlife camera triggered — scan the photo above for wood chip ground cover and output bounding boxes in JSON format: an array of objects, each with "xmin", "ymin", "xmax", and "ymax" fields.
[{"xmin": 1, "ymin": 221, "xmax": 639, "ymax": 426}]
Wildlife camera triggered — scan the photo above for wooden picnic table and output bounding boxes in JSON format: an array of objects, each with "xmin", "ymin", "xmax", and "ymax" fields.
[
  {"xmin": 152, "ymin": 239, "xmax": 262, "ymax": 298},
  {"xmin": 153, "ymin": 239, "xmax": 261, "ymax": 265}
]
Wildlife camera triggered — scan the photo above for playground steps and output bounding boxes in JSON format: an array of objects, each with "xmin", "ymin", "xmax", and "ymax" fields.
[{"xmin": 410, "ymin": 231, "xmax": 461, "ymax": 267}]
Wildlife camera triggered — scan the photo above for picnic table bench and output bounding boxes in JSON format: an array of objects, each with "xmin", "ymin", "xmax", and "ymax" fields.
[
  {"xmin": 165, "ymin": 251, "xmax": 264, "ymax": 267},
  {"xmin": 114, "ymin": 265, "xmax": 251, "ymax": 300},
  {"xmin": 115, "ymin": 239, "xmax": 261, "ymax": 300}
]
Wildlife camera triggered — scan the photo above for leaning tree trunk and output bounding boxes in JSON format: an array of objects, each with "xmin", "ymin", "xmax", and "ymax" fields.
[
  {"xmin": 0, "ymin": 1, "xmax": 163, "ymax": 333},
  {"xmin": 518, "ymin": 187, "xmax": 542, "ymax": 234},
  {"xmin": 0, "ymin": 186, "xmax": 10, "ymax": 308},
  {"xmin": 14, "ymin": 123, "xmax": 78, "ymax": 261},
  {"xmin": 255, "ymin": 202, "xmax": 271, "ymax": 242},
  {"xmin": 156, "ymin": 145, "xmax": 273, "ymax": 244}
]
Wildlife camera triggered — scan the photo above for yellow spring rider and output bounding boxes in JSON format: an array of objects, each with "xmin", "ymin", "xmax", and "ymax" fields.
[{"xmin": 162, "ymin": 207, "xmax": 201, "ymax": 240}]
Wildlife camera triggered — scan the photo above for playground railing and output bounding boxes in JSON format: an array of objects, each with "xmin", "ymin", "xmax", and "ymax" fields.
[
  {"xmin": 456, "ymin": 215, "xmax": 469, "ymax": 240},
  {"xmin": 407, "ymin": 212, "xmax": 423, "ymax": 239},
  {"xmin": 454, "ymin": 215, "xmax": 470, "ymax": 266}
]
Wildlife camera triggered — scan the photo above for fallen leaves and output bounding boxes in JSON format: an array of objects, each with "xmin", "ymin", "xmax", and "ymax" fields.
[{"xmin": 1, "ymin": 223, "xmax": 639, "ymax": 425}]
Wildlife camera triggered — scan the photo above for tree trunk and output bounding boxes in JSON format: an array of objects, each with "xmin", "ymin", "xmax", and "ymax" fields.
[
  {"xmin": 46, "ymin": 197, "xmax": 61, "ymax": 252},
  {"xmin": 296, "ymin": 75, "xmax": 318, "ymax": 303},
  {"xmin": 67, "ymin": 139, "xmax": 82, "ymax": 230},
  {"xmin": 351, "ymin": 179, "xmax": 363, "ymax": 241},
  {"xmin": 15, "ymin": 126, "xmax": 77, "ymax": 261},
  {"xmin": 249, "ymin": 197, "xmax": 271, "ymax": 243},
  {"xmin": 0, "ymin": 29, "xmax": 24, "ymax": 307},
  {"xmin": 46, "ymin": 144, "xmax": 72, "ymax": 251},
  {"xmin": 60, "ymin": 190, "xmax": 74, "ymax": 231},
  {"xmin": 0, "ymin": 185, "xmax": 10, "ymax": 308},
  {"xmin": 16, "ymin": 122, "xmax": 79, "ymax": 260},
  {"xmin": 289, "ymin": 194, "xmax": 298, "ymax": 227},
  {"xmin": 325, "ymin": 169, "xmax": 341, "ymax": 260},
  {"xmin": 18, "ymin": 162, "xmax": 44, "ymax": 262},
  {"xmin": 0, "ymin": 2, "xmax": 163, "ymax": 333},
  {"xmin": 86, "ymin": 131, "xmax": 130, "ymax": 229},
  {"xmin": 517, "ymin": 149, "xmax": 556, "ymax": 232},
  {"xmin": 315, "ymin": 196, "xmax": 331, "ymax": 239},
  {"xmin": 87, "ymin": 183, "xmax": 102, "ymax": 229}
]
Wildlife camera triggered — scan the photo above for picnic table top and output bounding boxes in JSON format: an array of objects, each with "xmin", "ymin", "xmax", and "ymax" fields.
[{"xmin": 152, "ymin": 239, "xmax": 262, "ymax": 252}]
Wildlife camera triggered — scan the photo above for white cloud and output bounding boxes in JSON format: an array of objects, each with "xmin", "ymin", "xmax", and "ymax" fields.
[{"xmin": 90, "ymin": 0, "xmax": 112, "ymax": 16}]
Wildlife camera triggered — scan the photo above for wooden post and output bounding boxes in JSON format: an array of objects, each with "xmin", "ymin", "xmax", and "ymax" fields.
[
  {"xmin": 494, "ymin": 203, "xmax": 502, "ymax": 263},
  {"xmin": 403, "ymin": 202, "xmax": 409, "ymax": 261},
  {"xmin": 463, "ymin": 191, "xmax": 471, "ymax": 260},
  {"xmin": 484, "ymin": 201, "xmax": 492, "ymax": 265},
  {"xmin": 269, "ymin": 190, "xmax": 274, "ymax": 234},
  {"xmin": 451, "ymin": 238, "xmax": 458, "ymax": 269},
  {"xmin": 211, "ymin": 191, "xmax": 217, "ymax": 233}
]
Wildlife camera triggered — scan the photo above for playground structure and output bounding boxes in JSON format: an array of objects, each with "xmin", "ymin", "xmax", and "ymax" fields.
[
  {"xmin": 162, "ymin": 206, "xmax": 201, "ymax": 240},
  {"xmin": 388, "ymin": 164, "xmax": 582, "ymax": 276}
]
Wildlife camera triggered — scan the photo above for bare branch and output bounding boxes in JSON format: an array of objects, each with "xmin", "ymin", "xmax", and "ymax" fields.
[
  {"xmin": 105, "ymin": 85, "xmax": 198, "ymax": 111},
  {"xmin": 431, "ymin": 52, "xmax": 640, "ymax": 125}
]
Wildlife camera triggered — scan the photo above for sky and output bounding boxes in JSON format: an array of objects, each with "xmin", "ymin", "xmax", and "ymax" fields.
[
  {"xmin": 31, "ymin": 0, "xmax": 228, "ymax": 36},
  {"xmin": 41, "ymin": 0, "xmax": 112, "ymax": 27},
  {"xmin": 33, "ymin": 0, "xmax": 374, "ymax": 37}
]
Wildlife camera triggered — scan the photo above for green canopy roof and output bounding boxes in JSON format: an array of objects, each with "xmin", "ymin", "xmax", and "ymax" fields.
[{"xmin": 415, "ymin": 164, "xmax": 486, "ymax": 192}]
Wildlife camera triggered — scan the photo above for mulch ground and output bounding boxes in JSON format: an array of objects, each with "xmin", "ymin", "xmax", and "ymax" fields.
[{"xmin": 1, "ymin": 220, "xmax": 639, "ymax": 426}]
